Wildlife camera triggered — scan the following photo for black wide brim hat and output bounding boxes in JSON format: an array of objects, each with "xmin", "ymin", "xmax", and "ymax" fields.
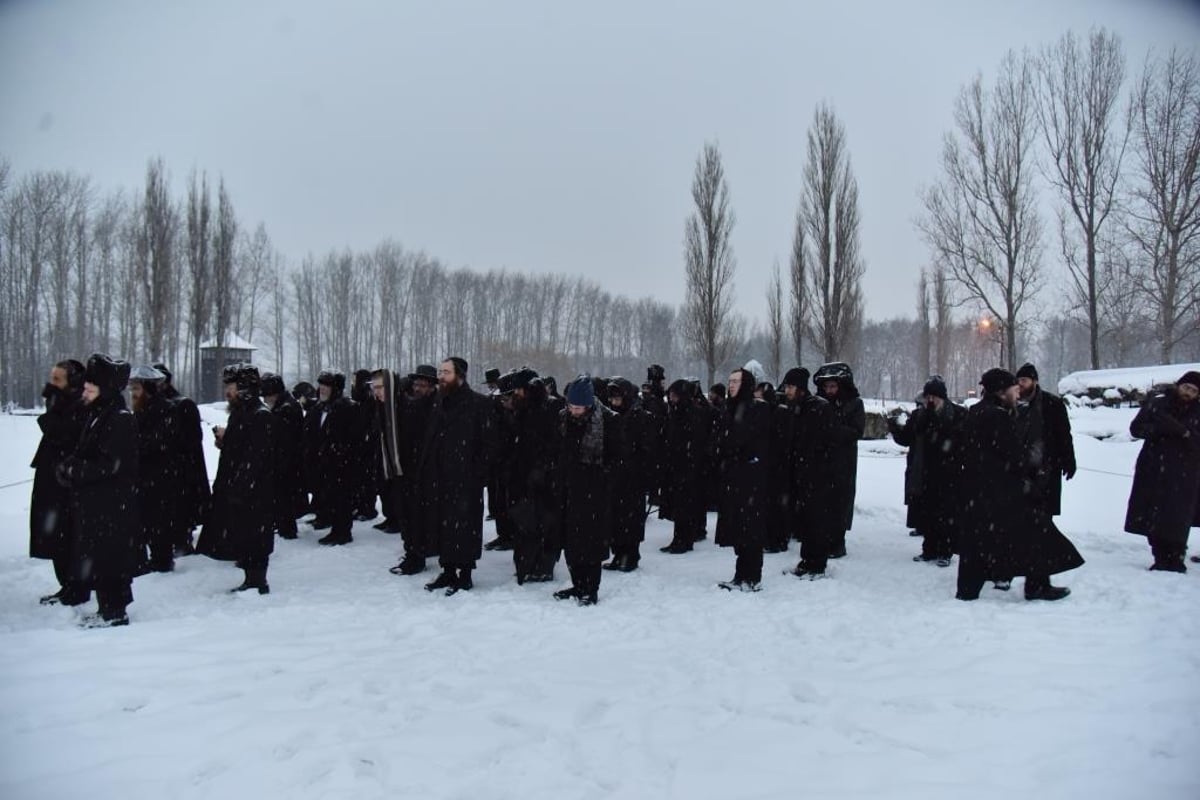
[
  {"xmin": 84, "ymin": 354, "xmax": 131, "ymax": 396},
  {"xmin": 408, "ymin": 364, "xmax": 437, "ymax": 383}
]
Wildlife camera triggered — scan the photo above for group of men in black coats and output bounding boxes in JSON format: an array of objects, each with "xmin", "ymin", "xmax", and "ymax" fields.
[
  {"xmin": 40, "ymin": 346, "xmax": 1200, "ymax": 626},
  {"xmin": 888, "ymin": 363, "xmax": 1084, "ymax": 601}
]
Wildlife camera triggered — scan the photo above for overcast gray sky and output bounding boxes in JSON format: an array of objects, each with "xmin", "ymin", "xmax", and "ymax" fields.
[{"xmin": 2, "ymin": 0, "xmax": 1197, "ymax": 324}]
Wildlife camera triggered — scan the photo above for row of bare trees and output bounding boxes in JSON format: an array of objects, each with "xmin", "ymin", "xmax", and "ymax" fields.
[
  {"xmin": 0, "ymin": 156, "xmax": 684, "ymax": 407},
  {"xmin": 920, "ymin": 32, "xmax": 1200, "ymax": 370}
]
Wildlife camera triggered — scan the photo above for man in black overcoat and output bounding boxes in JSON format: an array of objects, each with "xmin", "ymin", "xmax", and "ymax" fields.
[
  {"xmin": 56, "ymin": 354, "xmax": 140, "ymax": 627},
  {"xmin": 815, "ymin": 362, "xmax": 865, "ymax": 559},
  {"xmin": 887, "ymin": 376, "xmax": 968, "ymax": 567},
  {"xmin": 658, "ymin": 379, "xmax": 713, "ymax": 553},
  {"xmin": 418, "ymin": 358, "xmax": 495, "ymax": 595},
  {"xmin": 30, "ymin": 358, "xmax": 88, "ymax": 605},
  {"xmin": 262, "ymin": 373, "xmax": 305, "ymax": 539},
  {"xmin": 390, "ymin": 364, "xmax": 437, "ymax": 576},
  {"xmin": 130, "ymin": 365, "xmax": 178, "ymax": 573},
  {"xmin": 154, "ymin": 363, "xmax": 210, "ymax": 556},
  {"xmin": 1124, "ymin": 371, "xmax": 1200, "ymax": 572},
  {"xmin": 1014, "ymin": 363, "xmax": 1076, "ymax": 518},
  {"xmin": 715, "ymin": 368, "xmax": 772, "ymax": 592},
  {"xmin": 197, "ymin": 364, "xmax": 277, "ymax": 594},
  {"xmin": 779, "ymin": 368, "xmax": 838, "ymax": 580},
  {"xmin": 313, "ymin": 370, "xmax": 360, "ymax": 546}
]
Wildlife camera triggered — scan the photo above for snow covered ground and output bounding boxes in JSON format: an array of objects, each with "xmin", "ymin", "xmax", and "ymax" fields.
[{"xmin": 0, "ymin": 404, "xmax": 1197, "ymax": 800}]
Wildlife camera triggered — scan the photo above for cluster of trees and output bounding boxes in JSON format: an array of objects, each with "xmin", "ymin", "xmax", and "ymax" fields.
[{"xmin": 0, "ymin": 157, "xmax": 682, "ymax": 407}]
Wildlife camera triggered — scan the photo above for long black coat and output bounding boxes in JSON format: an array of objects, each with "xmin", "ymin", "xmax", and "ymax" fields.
[
  {"xmin": 506, "ymin": 393, "xmax": 562, "ymax": 540},
  {"xmin": 270, "ymin": 395, "xmax": 306, "ymax": 521},
  {"xmin": 1124, "ymin": 393, "xmax": 1200, "ymax": 545},
  {"xmin": 825, "ymin": 383, "xmax": 865, "ymax": 533},
  {"xmin": 197, "ymin": 400, "xmax": 277, "ymax": 561},
  {"xmin": 782, "ymin": 394, "xmax": 837, "ymax": 539},
  {"xmin": 960, "ymin": 396, "xmax": 1083, "ymax": 578},
  {"xmin": 417, "ymin": 384, "xmax": 495, "ymax": 565},
  {"xmin": 891, "ymin": 402, "xmax": 968, "ymax": 532},
  {"xmin": 714, "ymin": 398, "xmax": 772, "ymax": 549},
  {"xmin": 163, "ymin": 392, "xmax": 211, "ymax": 528},
  {"xmin": 134, "ymin": 393, "xmax": 178, "ymax": 538},
  {"xmin": 63, "ymin": 394, "xmax": 140, "ymax": 585},
  {"xmin": 315, "ymin": 396, "xmax": 361, "ymax": 516},
  {"xmin": 29, "ymin": 390, "xmax": 88, "ymax": 560},
  {"xmin": 558, "ymin": 404, "xmax": 627, "ymax": 565},
  {"xmin": 1016, "ymin": 387, "xmax": 1076, "ymax": 516},
  {"xmin": 658, "ymin": 397, "xmax": 712, "ymax": 528}
]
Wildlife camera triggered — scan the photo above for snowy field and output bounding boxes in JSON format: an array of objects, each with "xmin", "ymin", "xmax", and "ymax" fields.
[{"xmin": 0, "ymin": 404, "xmax": 1197, "ymax": 800}]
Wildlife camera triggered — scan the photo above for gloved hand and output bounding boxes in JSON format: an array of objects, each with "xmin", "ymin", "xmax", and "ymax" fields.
[{"xmin": 1063, "ymin": 463, "xmax": 1076, "ymax": 481}]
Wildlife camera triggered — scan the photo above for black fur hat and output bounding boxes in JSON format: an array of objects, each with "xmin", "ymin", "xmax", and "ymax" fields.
[{"xmin": 83, "ymin": 353, "xmax": 131, "ymax": 396}]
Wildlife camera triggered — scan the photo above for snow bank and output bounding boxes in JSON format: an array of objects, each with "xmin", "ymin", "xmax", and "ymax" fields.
[
  {"xmin": 0, "ymin": 413, "xmax": 1196, "ymax": 800},
  {"xmin": 1058, "ymin": 363, "xmax": 1200, "ymax": 404}
]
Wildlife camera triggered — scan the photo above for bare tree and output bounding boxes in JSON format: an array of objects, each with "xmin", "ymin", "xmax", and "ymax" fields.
[
  {"xmin": 682, "ymin": 141, "xmax": 739, "ymax": 386},
  {"xmin": 919, "ymin": 50, "xmax": 1044, "ymax": 369},
  {"xmin": 916, "ymin": 269, "xmax": 932, "ymax": 377},
  {"xmin": 1127, "ymin": 47, "xmax": 1200, "ymax": 362},
  {"xmin": 211, "ymin": 177, "xmax": 237, "ymax": 368},
  {"xmin": 185, "ymin": 171, "xmax": 212, "ymax": 393},
  {"xmin": 796, "ymin": 103, "xmax": 866, "ymax": 363},
  {"xmin": 136, "ymin": 158, "xmax": 176, "ymax": 362},
  {"xmin": 931, "ymin": 263, "xmax": 952, "ymax": 376},
  {"xmin": 1037, "ymin": 28, "xmax": 1128, "ymax": 369},
  {"xmin": 766, "ymin": 259, "xmax": 784, "ymax": 380}
]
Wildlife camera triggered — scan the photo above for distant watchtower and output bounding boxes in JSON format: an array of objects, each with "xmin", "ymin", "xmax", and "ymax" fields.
[{"xmin": 198, "ymin": 333, "xmax": 257, "ymax": 403}]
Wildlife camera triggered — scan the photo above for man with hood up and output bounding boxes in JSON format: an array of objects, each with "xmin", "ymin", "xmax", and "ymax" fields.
[
  {"xmin": 198, "ymin": 364, "xmax": 277, "ymax": 594},
  {"xmin": 261, "ymin": 373, "xmax": 305, "ymax": 539},
  {"xmin": 130, "ymin": 365, "xmax": 178, "ymax": 573},
  {"xmin": 56, "ymin": 354, "xmax": 139, "ymax": 627},
  {"xmin": 715, "ymin": 367, "xmax": 773, "ymax": 592},
  {"xmin": 30, "ymin": 358, "xmax": 89, "ymax": 606},
  {"xmin": 814, "ymin": 362, "xmax": 865, "ymax": 559}
]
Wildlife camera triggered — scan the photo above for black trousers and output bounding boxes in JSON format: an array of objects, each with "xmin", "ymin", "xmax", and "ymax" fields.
[
  {"xmin": 956, "ymin": 554, "xmax": 986, "ymax": 599},
  {"xmin": 921, "ymin": 516, "xmax": 954, "ymax": 560},
  {"xmin": 800, "ymin": 527, "xmax": 829, "ymax": 573},
  {"xmin": 1150, "ymin": 537, "xmax": 1186, "ymax": 565},
  {"xmin": 734, "ymin": 545, "xmax": 763, "ymax": 583},
  {"xmin": 94, "ymin": 578, "xmax": 133, "ymax": 619}
]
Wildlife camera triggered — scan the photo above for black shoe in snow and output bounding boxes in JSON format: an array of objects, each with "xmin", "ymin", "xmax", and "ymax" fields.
[
  {"xmin": 373, "ymin": 520, "xmax": 392, "ymax": 531},
  {"xmin": 484, "ymin": 536, "xmax": 513, "ymax": 552},
  {"xmin": 936, "ymin": 558, "xmax": 953, "ymax": 568},
  {"xmin": 1191, "ymin": 555, "xmax": 1200, "ymax": 564},
  {"xmin": 318, "ymin": 532, "xmax": 352, "ymax": 546},
  {"xmin": 576, "ymin": 593, "xmax": 598, "ymax": 606},
  {"xmin": 661, "ymin": 541, "xmax": 693, "ymax": 554},
  {"xmin": 1149, "ymin": 561, "xmax": 1187, "ymax": 574},
  {"xmin": 762, "ymin": 543, "xmax": 788, "ymax": 554},
  {"xmin": 602, "ymin": 555, "xmax": 625, "ymax": 571},
  {"xmin": 741, "ymin": 581, "xmax": 762, "ymax": 593},
  {"xmin": 278, "ymin": 529, "xmax": 299, "ymax": 540},
  {"xmin": 828, "ymin": 546, "xmax": 847, "ymax": 559},
  {"xmin": 81, "ymin": 612, "xmax": 129, "ymax": 628},
  {"xmin": 717, "ymin": 579, "xmax": 744, "ymax": 591},
  {"xmin": 1025, "ymin": 584, "xmax": 1070, "ymax": 601},
  {"xmin": 392, "ymin": 557, "xmax": 426, "ymax": 576},
  {"xmin": 39, "ymin": 589, "xmax": 66, "ymax": 606},
  {"xmin": 230, "ymin": 580, "xmax": 270, "ymax": 595},
  {"xmin": 992, "ymin": 580, "xmax": 1012, "ymax": 591},
  {"xmin": 424, "ymin": 571, "xmax": 456, "ymax": 592},
  {"xmin": 310, "ymin": 518, "xmax": 332, "ymax": 530},
  {"xmin": 354, "ymin": 510, "xmax": 378, "ymax": 522},
  {"xmin": 786, "ymin": 562, "xmax": 826, "ymax": 580},
  {"xmin": 913, "ymin": 554, "xmax": 938, "ymax": 563},
  {"xmin": 955, "ymin": 591, "xmax": 979, "ymax": 601},
  {"xmin": 909, "ymin": 529, "xmax": 924, "ymax": 537},
  {"xmin": 553, "ymin": 586, "xmax": 579, "ymax": 601},
  {"xmin": 524, "ymin": 572, "xmax": 554, "ymax": 583},
  {"xmin": 445, "ymin": 572, "xmax": 473, "ymax": 596}
]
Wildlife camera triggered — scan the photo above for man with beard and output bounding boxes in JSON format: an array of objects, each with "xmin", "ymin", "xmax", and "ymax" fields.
[
  {"xmin": 1014, "ymin": 363, "xmax": 1076, "ymax": 519},
  {"xmin": 55, "ymin": 354, "xmax": 139, "ymax": 627},
  {"xmin": 371, "ymin": 369, "xmax": 405, "ymax": 534},
  {"xmin": 603, "ymin": 377, "xmax": 655, "ymax": 572},
  {"xmin": 310, "ymin": 371, "xmax": 360, "ymax": 545},
  {"xmin": 30, "ymin": 358, "xmax": 89, "ymax": 606},
  {"xmin": 261, "ymin": 373, "xmax": 305, "ymax": 539},
  {"xmin": 418, "ymin": 358, "xmax": 495, "ymax": 595},
  {"xmin": 814, "ymin": 362, "xmax": 865, "ymax": 559},
  {"xmin": 658, "ymin": 379, "xmax": 714, "ymax": 553},
  {"xmin": 154, "ymin": 363, "xmax": 210, "ymax": 556},
  {"xmin": 887, "ymin": 376, "xmax": 968, "ymax": 568},
  {"xmin": 130, "ymin": 365, "xmax": 178, "ymax": 573},
  {"xmin": 198, "ymin": 364, "xmax": 277, "ymax": 594},
  {"xmin": 957, "ymin": 368, "xmax": 1082, "ymax": 601},
  {"xmin": 715, "ymin": 368, "xmax": 773, "ymax": 592},
  {"xmin": 553, "ymin": 376, "xmax": 627, "ymax": 606},
  {"xmin": 1124, "ymin": 371, "xmax": 1200, "ymax": 572},
  {"xmin": 389, "ymin": 364, "xmax": 438, "ymax": 576},
  {"xmin": 779, "ymin": 368, "xmax": 838, "ymax": 579}
]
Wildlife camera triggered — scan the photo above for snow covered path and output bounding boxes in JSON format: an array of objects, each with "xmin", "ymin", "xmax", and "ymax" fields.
[{"xmin": 0, "ymin": 410, "xmax": 1197, "ymax": 800}]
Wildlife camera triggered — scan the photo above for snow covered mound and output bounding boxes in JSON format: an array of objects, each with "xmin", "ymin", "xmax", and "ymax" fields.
[
  {"xmin": 0, "ymin": 412, "xmax": 1197, "ymax": 800},
  {"xmin": 1058, "ymin": 363, "xmax": 1200, "ymax": 406}
]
